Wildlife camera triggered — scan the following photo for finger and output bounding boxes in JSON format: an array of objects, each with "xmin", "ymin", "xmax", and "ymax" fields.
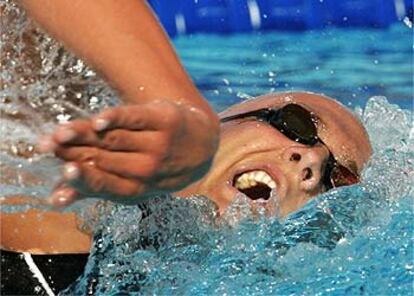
[
  {"xmin": 47, "ymin": 186, "xmax": 80, "ymax": 208},
  {"xmin": 156, "ymin": 173, "xmax": 193, "ymax": 191},
  {"xmin": 95, "ymin": 151, "xmax": 159, "ymax": 179},
  {"xmin": 99, "ymin": 129, "xmax": 163, "ymax": 152},
  {"xmin": 52, "ymin": 120, "xmax": 101, "ymax": 146},
  {"xmin": 37, "ymin": 135, "xmax": 58, "ymax": 153},
  {"xmin": 63, "ymin": 162, "xmax": 81, "ymax": 180},
  {"xmin": 69, "ymin": 162, "xmax": 146, "ymax": 199},
  {"xmin": 56, "ymin": 147, "xmax": 159, "ymax": 179},
  {"xmin": 93, "ymin": 102, "xmax": 180, "ymax": 132},
  {"xmin": 55, "ymin": 146, "xmax": 100, "ymax": 163}
]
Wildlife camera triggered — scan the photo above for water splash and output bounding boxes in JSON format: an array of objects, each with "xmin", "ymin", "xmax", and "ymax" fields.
[
  {"xmin": 0, "ymin": 2, "xmax": 413, "ymax": 295},
  {"xmin": 58, "ymin": 96, "xmax": 413, "ymax": 295},
  {"xmin": 1, "ymin": 0, "xmax": 117, "ymax": 125},
  {"xmin": 0, "ymin": 0, "xmax": 117, "ymax": 207}
]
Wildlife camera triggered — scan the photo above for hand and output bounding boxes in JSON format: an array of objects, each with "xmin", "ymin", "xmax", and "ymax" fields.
[{"xmin": 39, "ymin": 101, "xmax": 219, "ymax": 207}]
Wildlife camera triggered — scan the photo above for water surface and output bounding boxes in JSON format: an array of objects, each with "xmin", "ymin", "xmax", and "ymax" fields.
[{"xmin": 0, "ymin": 2, "xmax": 413, "ymax": 295}]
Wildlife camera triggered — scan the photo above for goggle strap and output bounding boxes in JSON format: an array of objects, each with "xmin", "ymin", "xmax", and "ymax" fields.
[{"xmin": 220, "ymin": 108, "xmax": 272, "ymax": 123}]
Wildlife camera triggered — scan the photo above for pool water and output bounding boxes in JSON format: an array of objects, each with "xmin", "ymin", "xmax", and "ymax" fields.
[
  {"xmin": 1, "ymin": 2, "xmax": 413, "ymax": 295},
  {"xmin": 175, "ymin": 25, "xmax": 413, "ymax": 111},
  {"xmin": 61, "ymin": 96, "xmax": 413, "ymax": 295}
]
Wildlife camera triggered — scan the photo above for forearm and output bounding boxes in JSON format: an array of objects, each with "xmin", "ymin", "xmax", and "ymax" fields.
[
  {"xmin": 20, "ymin": 0, "xmax": 215, "ymax": 118},
  {"xmin": 1, "ymin": 196, "xmax": 91, "ymax": 253}
]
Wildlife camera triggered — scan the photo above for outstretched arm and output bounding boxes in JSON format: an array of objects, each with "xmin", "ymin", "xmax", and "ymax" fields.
[
  {"xmin": 42, "ymin": 101, "xmax": 219, "ymax": 206},
  {"xmin": 21, "ymin": 0, "xmax": 220, "ymax": 206},
  {"xmin": 20, "ymin": 0, "xmax": 213, "ymax": 114}
]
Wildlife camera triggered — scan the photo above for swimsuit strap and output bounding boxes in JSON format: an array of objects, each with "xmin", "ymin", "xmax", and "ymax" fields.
[{"xmin": 1, "ymin": 249, "xmax": 88, "ymax": 295}]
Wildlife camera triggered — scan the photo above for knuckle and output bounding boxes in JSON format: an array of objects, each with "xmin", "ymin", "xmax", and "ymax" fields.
[
  {"xmin": 131, "ymin": 118, "xmax": 145, "ymax": 129},
  {"xmin": 161, "ymin": 105, "xmax": 181, "ymax": 127},
  {"xmin": 121, "ymin": 183, "xmax": 143, "ymax": 197},
  {"xmin": 54, "ymin": 147, "xmax": 67, "ymax": 159},
  {"xmin": 153, "ymin": 135, "xmax": 170, "ymax": 157},
  {"xmin": 102, "ymin": 131, "xmax": 120, "ymax": 148},
  {"xmin": 139, "ymin": 156, "xmax": 160, "ymax": 178},
  {"xmin": 120, "ymin": 187, "xmax": 136, "ymax": 197},
  {"xmin": 86, "ymin": 175, "xmax": 105, "ymax": 193},
  {"xmin": 82, "ymin": 149, "xmax": 99, "ymax": 163},
  {"xmin": 157, "ymin": 174, "xmax": 189, "ymax": 191},
  {"xmin": 112, "ymin": 184, "xmax": 147, "ymax": 206}
]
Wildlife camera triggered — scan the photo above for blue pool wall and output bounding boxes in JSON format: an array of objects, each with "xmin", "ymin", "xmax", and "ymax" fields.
[{"xmin": 147, "ymin": 0, "xmax": 413, "ymax": 36}]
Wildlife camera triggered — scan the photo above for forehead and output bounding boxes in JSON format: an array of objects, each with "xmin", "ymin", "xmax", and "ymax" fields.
[
  {"xmin": 220, "ymin": 92, "xmax": 344, "ymax": 117},
  {"xmin": 220, "ymin": 92, "xmax": 372, "ymax": 172}
]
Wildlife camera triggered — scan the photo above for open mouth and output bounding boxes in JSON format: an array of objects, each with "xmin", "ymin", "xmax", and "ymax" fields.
[{"xmin": 232, "ymin": 170, "xmax": 276, "ymax": 201}]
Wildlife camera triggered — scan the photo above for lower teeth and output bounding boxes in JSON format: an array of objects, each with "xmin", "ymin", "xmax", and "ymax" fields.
[{"xmin": 254, "ymin": 198, "xmax": 268, "ymax": 203}]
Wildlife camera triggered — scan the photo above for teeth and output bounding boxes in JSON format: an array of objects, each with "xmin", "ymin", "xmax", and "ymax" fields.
[{"xmin": 234, "ymin": 170, "xmax": 277, "ymax": 190}]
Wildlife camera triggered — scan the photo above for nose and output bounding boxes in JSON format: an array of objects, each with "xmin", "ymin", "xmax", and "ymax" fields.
[{"xmin": 283, "ymin": 145, "xmax": 329, "ymax": 193}]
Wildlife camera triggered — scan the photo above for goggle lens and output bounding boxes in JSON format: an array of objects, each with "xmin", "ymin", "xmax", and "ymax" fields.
[
  {"xmin": 330, "ymin": 165, "xmax": 359, "ymax": 188},
  {"xmin": 270, "ymin": 104, "xmax": 318, "ymax": 145},
  {"xmin": 221, "ymin": 103, "xmax": 359, "ymax": 189}
]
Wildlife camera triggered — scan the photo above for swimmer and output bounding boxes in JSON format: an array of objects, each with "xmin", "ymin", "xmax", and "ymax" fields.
[
  {"xmin": 2, "ymin": 91, "xmax": 372, "ymax": 249},
  {"xmin": 1, "ymin": 94, "xmax": 374, "ymax": 294},
  {"xmin": 7, "ymin": 0, "xmax": 371, "ymax": 223},
  {"xmin": 3, "ymin": 1, "xmax": 220, "ymax": 293},
  {"xmin": 20, "ymin": 0, "xmax": 221, "ymax": 200},
  {"xmin": 1, "ymin": 92, "xmax": 372, "ymax": 293},
  {"xmin": 42, "ymin": 92, "xmax": 372, "ymax": 217},
  {"xmin": 1, "ymin": 1, "xmax": 372, "ymax": 294}
]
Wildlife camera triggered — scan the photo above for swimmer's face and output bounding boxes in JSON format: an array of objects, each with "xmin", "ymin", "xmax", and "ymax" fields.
[{"xmin": 177, "ymin": 92, "xmax": 372, "ymax": 217}]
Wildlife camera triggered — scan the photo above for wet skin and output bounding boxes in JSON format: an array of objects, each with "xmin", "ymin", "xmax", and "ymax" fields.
[
  {"xmin": 1, "ymin": 92, "xmax": 372, "ymax": 253},
  {"xmin": 45, "ymin": 92, "xmax": 371, "ymax": 214},
  {"xmin": 177, "ymin": 92, "xmax": 372, "ymax": 216}
]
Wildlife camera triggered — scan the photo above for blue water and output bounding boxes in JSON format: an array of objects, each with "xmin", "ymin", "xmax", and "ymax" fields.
[
  {"xmin": 1, "ymin": 2, "xmax": 413, "ymax": 295},
  {"xmin": 63, "ymin": 26, "xmax": 412, "ymax": 295},
  {"xmin": 175, "ymin": 25, "xmax": 413, "ymax": 111},
  {"xmin": 61, "ymin": 94, "xmax": 413, "ymax": 295}
]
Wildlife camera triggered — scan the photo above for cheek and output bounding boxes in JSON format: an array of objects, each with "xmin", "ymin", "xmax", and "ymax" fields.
[{"xmin": 279, "ymin": 168, "xmax": 300, "ymax": 201}]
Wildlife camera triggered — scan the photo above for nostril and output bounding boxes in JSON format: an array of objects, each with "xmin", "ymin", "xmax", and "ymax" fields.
[
  {"xmin": 302, "ymin": 168, "xmax": 313, "ymax": 180},
  {"xmin": 290, "ymin": 153, "xmax": 301, "ymax": 162}
]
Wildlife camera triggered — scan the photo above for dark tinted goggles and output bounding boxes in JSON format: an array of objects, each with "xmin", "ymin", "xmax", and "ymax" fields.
[{"xmin": 220, "ymin": 104, "xmax": 359, "ymax": 189}]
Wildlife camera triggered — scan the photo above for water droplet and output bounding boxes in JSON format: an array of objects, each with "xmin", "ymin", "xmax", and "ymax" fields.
[
  {"xmin": 57, "ymin": 113, "xmax": 71, "ymax": 123},
  {"xmin": 90, "ymin": 96, "xmax": 99, "ymax": 104}
]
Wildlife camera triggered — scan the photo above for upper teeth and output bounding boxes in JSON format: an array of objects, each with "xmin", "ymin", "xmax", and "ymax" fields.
[{"xmin": 234, "ymin": 170, "xmax": 277, "ymax": 190}]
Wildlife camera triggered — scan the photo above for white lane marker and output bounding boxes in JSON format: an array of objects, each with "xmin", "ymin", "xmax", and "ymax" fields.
[
  {"xmin": 175, "ymin": 13, "xmax": 187, "ymax": 35},
  {"xmin": 247, "ymin": 0, "xmax": 262, "ymax": 30},
  {"xmin": 22, "ymin": 252, "xmax": 56, "ymax": 296},
  {"xmin": 394, "ymin": 0, "xmax": 406, "ymax": 20}
]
